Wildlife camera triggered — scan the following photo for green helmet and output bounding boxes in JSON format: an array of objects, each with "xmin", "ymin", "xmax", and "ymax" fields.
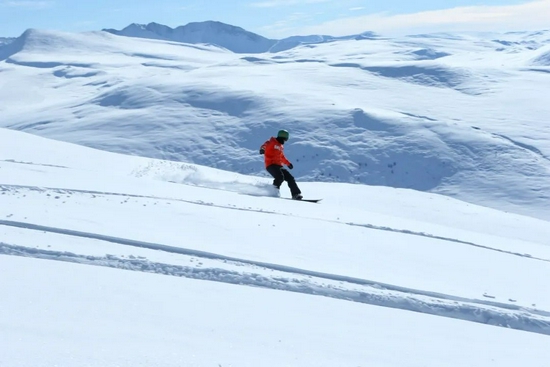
[{"xmin": 277, "ymin": 129, "xmax": 289, "ymax": 140}]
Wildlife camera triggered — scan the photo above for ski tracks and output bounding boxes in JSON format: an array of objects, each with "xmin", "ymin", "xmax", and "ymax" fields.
[
  {"xmin": 1, "ymin": 219, "xmax": 550, "ymax": 336},
  {"xmin": 1, "ymin": 183, "xmax": 548, "ymax": 263}
]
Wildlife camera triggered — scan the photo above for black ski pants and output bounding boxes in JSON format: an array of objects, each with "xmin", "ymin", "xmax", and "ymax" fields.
[{"xmin": 266, "ymin": 164, "xmax": 301, "ymax": 196}]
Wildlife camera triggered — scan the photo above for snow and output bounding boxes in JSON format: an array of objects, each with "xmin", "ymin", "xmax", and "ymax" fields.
[
  {"xmin": 104, "ymin": 21, "xmax": 278, "ymax": 54},
  {"xmin": 3, "ymin": 257, "xmax": 548, "ymax": 367},
  {"xmin": 1, "ymin": 127, "xmax": 550, "ymax": 366},
  {"xmin": 1, "ymin": 27, "xmax": 549, "ymax": 221},
  {"xmin": 103, "ymin": 21, "xmax": 381, "ymax": 53},
  {"xmin": 532, "ymin": 44, "xmax": 550, "ymax": 66},
  {"xmin": 1, "ymin": 23, "xmax": 550, "ymax": 365},
  {"xmin": 0, "ymin": 37, "xmax": 15, "ymax": 46}
]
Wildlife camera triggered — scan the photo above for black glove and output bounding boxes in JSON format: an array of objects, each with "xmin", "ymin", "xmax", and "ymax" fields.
[
  {"xmin": 259, "ymin": 148, "xmax": 265, "ymax": 155},
  {"xmin": 288, "ymin": 163, "xmax": 294, "ymax": 169}
]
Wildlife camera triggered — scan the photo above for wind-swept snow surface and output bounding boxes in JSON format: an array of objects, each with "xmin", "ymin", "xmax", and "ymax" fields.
[{"xmin": 1, "ymin": 128, "xmax": 550, "ymax": 366}]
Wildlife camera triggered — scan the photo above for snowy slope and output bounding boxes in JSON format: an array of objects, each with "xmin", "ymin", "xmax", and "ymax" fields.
[
  {"xmin": 2, "ymin": 128, "xmax": 550, "ymax": 366},
  {"xmin": 532, "ymin": 44, "xmax": 550, "ymax": 66},
  {"xmin": 1, "ymin": 28, "xmax": 550, "ymax": 221},
  {"xmin": 3, "ymin": 257, "xmax": 550, "ymax": 367}
]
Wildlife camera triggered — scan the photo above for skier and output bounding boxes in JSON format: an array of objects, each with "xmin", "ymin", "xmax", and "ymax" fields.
[{"xmin": 260, "ymin": 129, "xmax": 303, "ymax": 200}]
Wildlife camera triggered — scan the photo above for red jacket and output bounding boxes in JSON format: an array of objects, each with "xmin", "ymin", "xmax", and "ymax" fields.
[{"xmin": 261, "ymin": 137, "xmax": 290, "ymax": 168}]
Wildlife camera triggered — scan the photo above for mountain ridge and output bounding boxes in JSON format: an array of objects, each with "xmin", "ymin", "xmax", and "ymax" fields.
[
  {"xmin": 102, "ymin": 20, "xmax": 380, "ymax": 53},
  {"xmin": 0, "ymin": 37, "xmax": 15, "ymax": 46}
]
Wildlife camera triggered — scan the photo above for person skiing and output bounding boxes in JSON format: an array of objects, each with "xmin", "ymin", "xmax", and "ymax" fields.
[{"xmin": 260, "ymin": 129, "xmax": 303, "ymax": 200}]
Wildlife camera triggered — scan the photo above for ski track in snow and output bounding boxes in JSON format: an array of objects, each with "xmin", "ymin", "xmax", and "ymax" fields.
[
  {"xmin": 344, "ymin": 222, "xmax": 546, "ymax": 262},
  {"xmin": 1, "ymin": 238, "xmax": 550, "ymax": 336},
  {"xmin": 0, "ymin": 159, "xmax": 69, "ymax": 169},
  {"xmin": 1, "ymin": 183, "xmax": 548, "ymax": 263},
  {"xmin": 3, "ymin": 183, "xmax": 550, "ymax": 335}
]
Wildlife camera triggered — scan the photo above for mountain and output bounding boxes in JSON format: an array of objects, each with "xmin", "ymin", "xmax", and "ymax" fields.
[
  {"xmin": 2, "ymin": 25, "xmax": 550, "ymax": 365},
  {"xmin": 103, "ymin": 21, "xmax": 278, "ymax": 54},
  {"xmin": 269, "ymin": 34, "xmax": 333, "ymax": 53},
  {"xmin": 103, "ymin": 21, "xmax": 381, "ymax": 53},
  {"xmin": 0, "ymin": 37, "xmax": 15, "ymax": 46},
  {"xmin": 1, "ymin": 28, "xmax": 550, "ymax": 222},
  {"xmin": 269, "ymin": 31, "xmax": 380, "ymax": 52},
  {"xmin": 2, "ymin": 127, "xmax": 550, "ymax": 365}
]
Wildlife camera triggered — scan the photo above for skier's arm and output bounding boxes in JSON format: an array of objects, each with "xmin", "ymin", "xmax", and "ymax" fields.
[
  {"xmin": 282, "ymin": 154, "xmax": 291, "ymax": 166},
  {"xmin": 259, "ymin": 141, "xmax": 268, "ymax": 154}
]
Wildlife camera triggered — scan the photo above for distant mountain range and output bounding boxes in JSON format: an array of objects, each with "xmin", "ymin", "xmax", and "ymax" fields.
[
  {"xmin": 3, "ymin": 22, "xmax": 549, "ymax": 55},
  {"xmin": 102, "ymin": 21, "xmax": 379, "ymax": 53},
  {"xmin": 0, "ymin": 37, "xmax": 15, "ymax": 46}
]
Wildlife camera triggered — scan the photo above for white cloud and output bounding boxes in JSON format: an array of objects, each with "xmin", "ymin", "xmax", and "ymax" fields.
[
  {"xmin": 259, "ymin": 11, "xmax": 317, "ymax": 36},
  {"xmin": 1, "ymin": 0, "xmax": 53, "ymax": 9},
  {"xmin": 293, "ymin": 0, "xmax": 550, "ymax": 36},
  {"xmin": 250, "ymin": 0, "xmax": 332, "ymax": 8},
  {"xmin": 349, "ymin": 7, "xmax": 364, "ymax": 11}
]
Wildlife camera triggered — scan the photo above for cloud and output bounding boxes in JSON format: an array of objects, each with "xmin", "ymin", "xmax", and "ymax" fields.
[
  {"xmin": 294, "ymin": 0, "xmax": 550, "ymax": 36},
  {"xmin": 250, "ymin": 0, "xmax": 332, "ymax": 8},
  {"xmin": 1, "ymin": 0, "xmax": 53, "ymax": 9},
  {"xmin": 260, "ymin": 11, "xmax": 315, "ymax": 35}
]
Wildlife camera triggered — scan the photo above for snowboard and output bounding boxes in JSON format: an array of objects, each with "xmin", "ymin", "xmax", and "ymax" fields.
[{"xmin": 286, "ymin": 198, "xmax": 322, "ymax": 203}]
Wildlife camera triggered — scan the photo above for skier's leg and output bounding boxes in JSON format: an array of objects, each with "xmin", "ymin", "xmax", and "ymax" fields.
[
  {"xmin": 281, "ymin": 169, "xmax": 302, "ymax": 197},
  {"xmin": 266, "ymin": 165, "xmax": 285, "ymax": 188}
]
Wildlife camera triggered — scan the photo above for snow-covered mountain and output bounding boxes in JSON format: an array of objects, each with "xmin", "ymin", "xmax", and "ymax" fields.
[
  {"xmin": 2, "ymin": 127, "xmax": 550, "ymax": 366},
  {"xmin": 269, "ymin": 31, "xmax": 380, "ymax": 52},
  {"xmin": 2, "ymin": 23, "xmax": 550, "ymax": 365},
  {"xmin": 103, "ymin": 21, "xmax": 278, "ymax": 53},
  {"xmin": 533, "ymin": 44, "xmax": 550, "ymax": 66},
  {"xmin": 1, "ymin": 28, "xmax": 549, "ymax": 221},
  {"xmin": 103, "ymin": 21, "xmax": 380, "ymax": 53},
  {"xmin": 0, "ymin": 37, "xmax": 15, "ymax": 46}
]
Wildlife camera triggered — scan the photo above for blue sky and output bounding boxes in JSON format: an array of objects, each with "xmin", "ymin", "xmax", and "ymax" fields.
[{"xmin": 0, "ymin": 0, "xmax": 548, "ymax": 38}]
